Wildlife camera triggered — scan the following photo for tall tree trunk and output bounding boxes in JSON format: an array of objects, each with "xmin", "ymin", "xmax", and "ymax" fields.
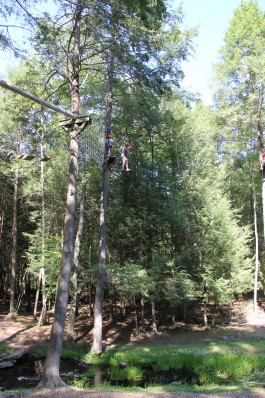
[
  {"xmin": 203, "ymin": 300, "xmax": 208, "ymax": 328},
  {"xmin": 203, "ymin": 282, "xmax": 208, "ymax": 328},
  {"xmin": 9, "ymin": 165, "xmax": 18, "ymax": 319},
  {"xmin": 253, "ymin": 185, "xmax": 259, "ymax": 313},
  {"xmin": 134, "ymin": 297, "xmax": 138, "ymax": 333},
  {"xmin": 140, "ymin": 297, "xmax": 146, "ymax": 333},
  {"xmin": 38, "ymin": 3, "xmax": 82, "ymax": 388},
  {"xmin": 34, "ymin": 269, "xmax": 41, "ymax": 320},
  {"xmin": 90, "ymin": 167, "xmax": 109, "ymax": 354},
  {"xmin": 38, "ymin": 268, "xmax": 47, "ymax": 327},
  {"xmin": 0, "ymin": 210, "xmax": 4, "ymax": 246},
  {"xmin": 254, "ymin": 108, "xmax": 263, "ymax": 223},
  {"xmin": 15, "ymin": 269, "xmax": 27, "ymax": 314},
  {"xmin": 262, "ymin": 169, "xmax": 265, "ymax": 243},
  {"xmin": 182, "ymin": 302, "xmax": 186, "ymax": 322},
  {"xmin": 109, "ymin": 294, "xmax": 114, "ymax": 322},
  {"xmin": 38, "ymin": 141, "xmax": 47, "ymax": 327},
  {"xmin": 90, "ymin": 45, "xmax": 114, "ymax": 355},
  {"xmin": 151, "ymin": 300, "xmax": 158, "ymax": 334},
  {"xmin": 38, "ymin": 134, "xmax": 79, "ymax": 388},
  {"xmin": 256, "ymin": 123, "xmax": 263, "ymax": 308},
  {"xmin": 67, "ymin": 148, "xmax": 86, "ymax": 344}
]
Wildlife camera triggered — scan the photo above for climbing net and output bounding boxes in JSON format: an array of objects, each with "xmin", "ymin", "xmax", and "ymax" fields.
[{"xmin": 80, "ymin": 123, "xmax": 105, "ymax": 165}]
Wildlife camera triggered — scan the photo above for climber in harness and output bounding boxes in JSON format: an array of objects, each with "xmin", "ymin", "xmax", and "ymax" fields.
[
  {"xmin": 103, "ymin": 128, "xmax": 116, "ymax": 169},
  {"xmin": 121, "ymin": 137, "xmax": 131, "ymax": 171},
  {"xmin": 105, "ymin": 128, "xmax": 113, "ymax": 156}
]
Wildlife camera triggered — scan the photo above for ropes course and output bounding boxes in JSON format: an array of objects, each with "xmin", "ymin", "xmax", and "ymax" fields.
[{"xmin": 80, "ymin": 123, "xmax": 105, "ymax": 165}]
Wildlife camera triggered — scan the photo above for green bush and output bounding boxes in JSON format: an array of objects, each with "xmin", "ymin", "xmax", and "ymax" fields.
[
  {"xmin": 108, "ymin": 365, "xmax": 143, "ymax": 384},
  {"xmin": 71, "ymin": 376, "xmax": 91, "ymax": 389}
]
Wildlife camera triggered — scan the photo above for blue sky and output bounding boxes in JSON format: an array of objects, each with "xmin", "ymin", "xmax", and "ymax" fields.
[{"xmin": 175, "ymin": 0, "xmax": 245, "ymax": 104}]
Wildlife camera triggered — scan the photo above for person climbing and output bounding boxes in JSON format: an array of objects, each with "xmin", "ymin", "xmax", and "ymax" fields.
[
  {"xmin": 121, "ymin": 138, "xmax": 131, "ymax": 171},
  {"xmin": 260, "ymin": 149, "xmax": 265, "ymax": 170},
  {"xmin": 105, "ymin": 128, "xmax": 113, "ymax": 156}
]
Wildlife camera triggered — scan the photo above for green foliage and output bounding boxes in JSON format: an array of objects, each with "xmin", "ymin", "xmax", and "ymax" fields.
[
  {"xmin": 70, "ymin": 376, "xmax": 91, "ymax": 389},
  {"xmin": 194, "ymin": 354, "xmax": 265, "ymax": 385},
  {"xmin": 61, "ymin": 344, "xmax": 87, "ymax": 359},
  {"xmin": 0, "ymin": 0, "xmax": 258, "ymax": 339},
  {"xmin": 163, "ymin": 266, "xmax": 197, "ymax": 305},
  {"xmin": 0, "ymin": 344, "xmax": 13, "ymax": 353},
  {"xmin": 183, "ymin": 104, "xmax": 253, "ymax": 303},
  {"xmin": 213, "ymin": 0, "xmax": 265, "ymax": 297},
  {"xmin": 24, "ymin": 232, "xmax": 62, "ymax": 297},
  {"xmin": 108, "ymin": 365, "xmax": 143, "ymax": 384},
  {"xmin": 37, "ymin": 343, "xmax": 86, "ymax": 359},
  {"xmin": 214, "ymin": 1, "xmax": 265, "ymax": 147},
  {"xmin": 107, "ymin": 262, "xmax": 153, "ymax": 303},
  {"xmin": 83, "ymin": 344, "xmax": 265, "ymax": 387}
]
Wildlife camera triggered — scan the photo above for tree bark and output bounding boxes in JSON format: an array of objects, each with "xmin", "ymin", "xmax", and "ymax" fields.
[
  {"xmin": 203, "ymin": 299, "xmax": 208, "ymax": 328},
  {"xmin": 67, "ymin": 148, "xmax": 86, "ymax": 344},
  {"xmin": 151, "ymin": 300, "xmax": 158, "ymax": 334},
  {"xmin": 38, "ymin": 134, "xmax": 79, "ymax": 388},
  {"xmin": 38, "ymin": 267, "xmax": 47, "ymax": 327},
  {"xmin": 253, "ymin": 185, "xmax": 259, "ymax": 313},
  {"xmin": 90, "ymin": 43, "xmax": 114, "ymax": 355},
  {"xmin": 38, "ymin": 2, "xmax": 82, "ymax": 388},
  {"xmin": 38, "ymin": 141, "xmax": 47, "ymax": 327},
  {"xmin": 262, "ymin": 170, "xmax": 265, "ymax": 243},
  {"xmin": 0, "ymin": 210, "xmax": 4, "ymax": 246},
  {"xmin": 140, "ymin": 297, "xmax": 146, "ymax": 332},
  {"xmin": 9, "ymin": 165, "xmax": 18, "ymax": 319},
  {"xmin": 34, "ymin": 269, "xmax": 41, "ymax": 320},
  {"xmin": 134, "ymin": 297, "xmax": 139, "ymax": 333},
  {"xmin": 109, "ymin": 295, "xmax": 114, "ymax": 321},
  {"xmin": 90, "ymin": 167, "xmax": 109, "ymax": 354}
]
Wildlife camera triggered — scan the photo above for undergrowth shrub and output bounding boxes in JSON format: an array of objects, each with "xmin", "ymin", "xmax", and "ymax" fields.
[{"xmin": 109, "ymin": 365, "xmax": 143, "ymax": 384}]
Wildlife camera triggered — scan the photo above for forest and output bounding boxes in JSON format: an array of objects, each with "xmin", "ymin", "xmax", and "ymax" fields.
[{"xmin": 0, "ymin": 0, "xmax": 265, "ymax": 390}]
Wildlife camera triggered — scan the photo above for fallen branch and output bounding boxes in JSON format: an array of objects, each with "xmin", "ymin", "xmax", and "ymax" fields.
[{"xmin": 247, "ymin": 382, "xmax": 265, "ymax": 387}]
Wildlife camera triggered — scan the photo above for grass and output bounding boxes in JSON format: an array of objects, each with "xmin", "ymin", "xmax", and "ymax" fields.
[
  {"xmin": 108, "ymin": 365, "xmax": 143, "ymax": 383},
  {"xmin": 79, "ymin": 381, "xmax": 255, "ymax": 395},
  {"xmin": 81, "ymin": 341, "xmax": 265, "ymax": 391},
  {"xmin": 2, "ymin": 339, "xmax": 265, "ymax": 393},
  {"xmin": 116, "ymin": 340, "xmax": 265, "ymax": 355},
  {"xmin": 36, "ymin": 343, "xmax": 87, "ymax": 359}
]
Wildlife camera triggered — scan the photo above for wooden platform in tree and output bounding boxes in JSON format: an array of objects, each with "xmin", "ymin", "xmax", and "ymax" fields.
[
  {"xmin": 41, "ymin": 155, "xmax": 51, "ymax": 162},
  {"xmin": 103, "ymin": 155, "xmax": 116, "ymax": 167},
  {"xmin": 22, "ymin": 154, "xmax": 35, "ymax": 160},
  {"xmin": 58, "ymin": 116, "xmax": 92, "ymax": 127}
]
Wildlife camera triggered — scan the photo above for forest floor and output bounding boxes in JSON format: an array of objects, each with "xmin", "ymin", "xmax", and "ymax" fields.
[{"xmin": 1, "ymin": 300, "xmax": 265, "ymax": 398}]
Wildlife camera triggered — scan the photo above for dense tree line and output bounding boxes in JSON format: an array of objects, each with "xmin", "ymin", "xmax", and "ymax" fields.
[{"xmin": 0, "ymin": 0, "xmax": 264, "ymax": 388}]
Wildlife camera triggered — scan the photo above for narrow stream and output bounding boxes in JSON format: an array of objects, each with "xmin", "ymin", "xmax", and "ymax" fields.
[
  {"xmin": 0, "ymin": 356, "xmax": 107, "ymax": 390},
  {"xmin": 0, "ymin": 355, "xmax": 197, "ymax": 390}
]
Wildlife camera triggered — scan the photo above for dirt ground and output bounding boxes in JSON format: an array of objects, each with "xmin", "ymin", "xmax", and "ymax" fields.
[
  {"xmin": 19, "ymin": 387, "xmax": 265, "ymax": 398},
  {"xmin": 1, "ymin": 300, "xmax": 265, "ymax": 398}
]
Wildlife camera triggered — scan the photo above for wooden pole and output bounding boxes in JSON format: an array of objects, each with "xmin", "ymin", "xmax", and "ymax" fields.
[{"xmin": 0, "ymin": 79, "xmax": 76, "ymax": 119}]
